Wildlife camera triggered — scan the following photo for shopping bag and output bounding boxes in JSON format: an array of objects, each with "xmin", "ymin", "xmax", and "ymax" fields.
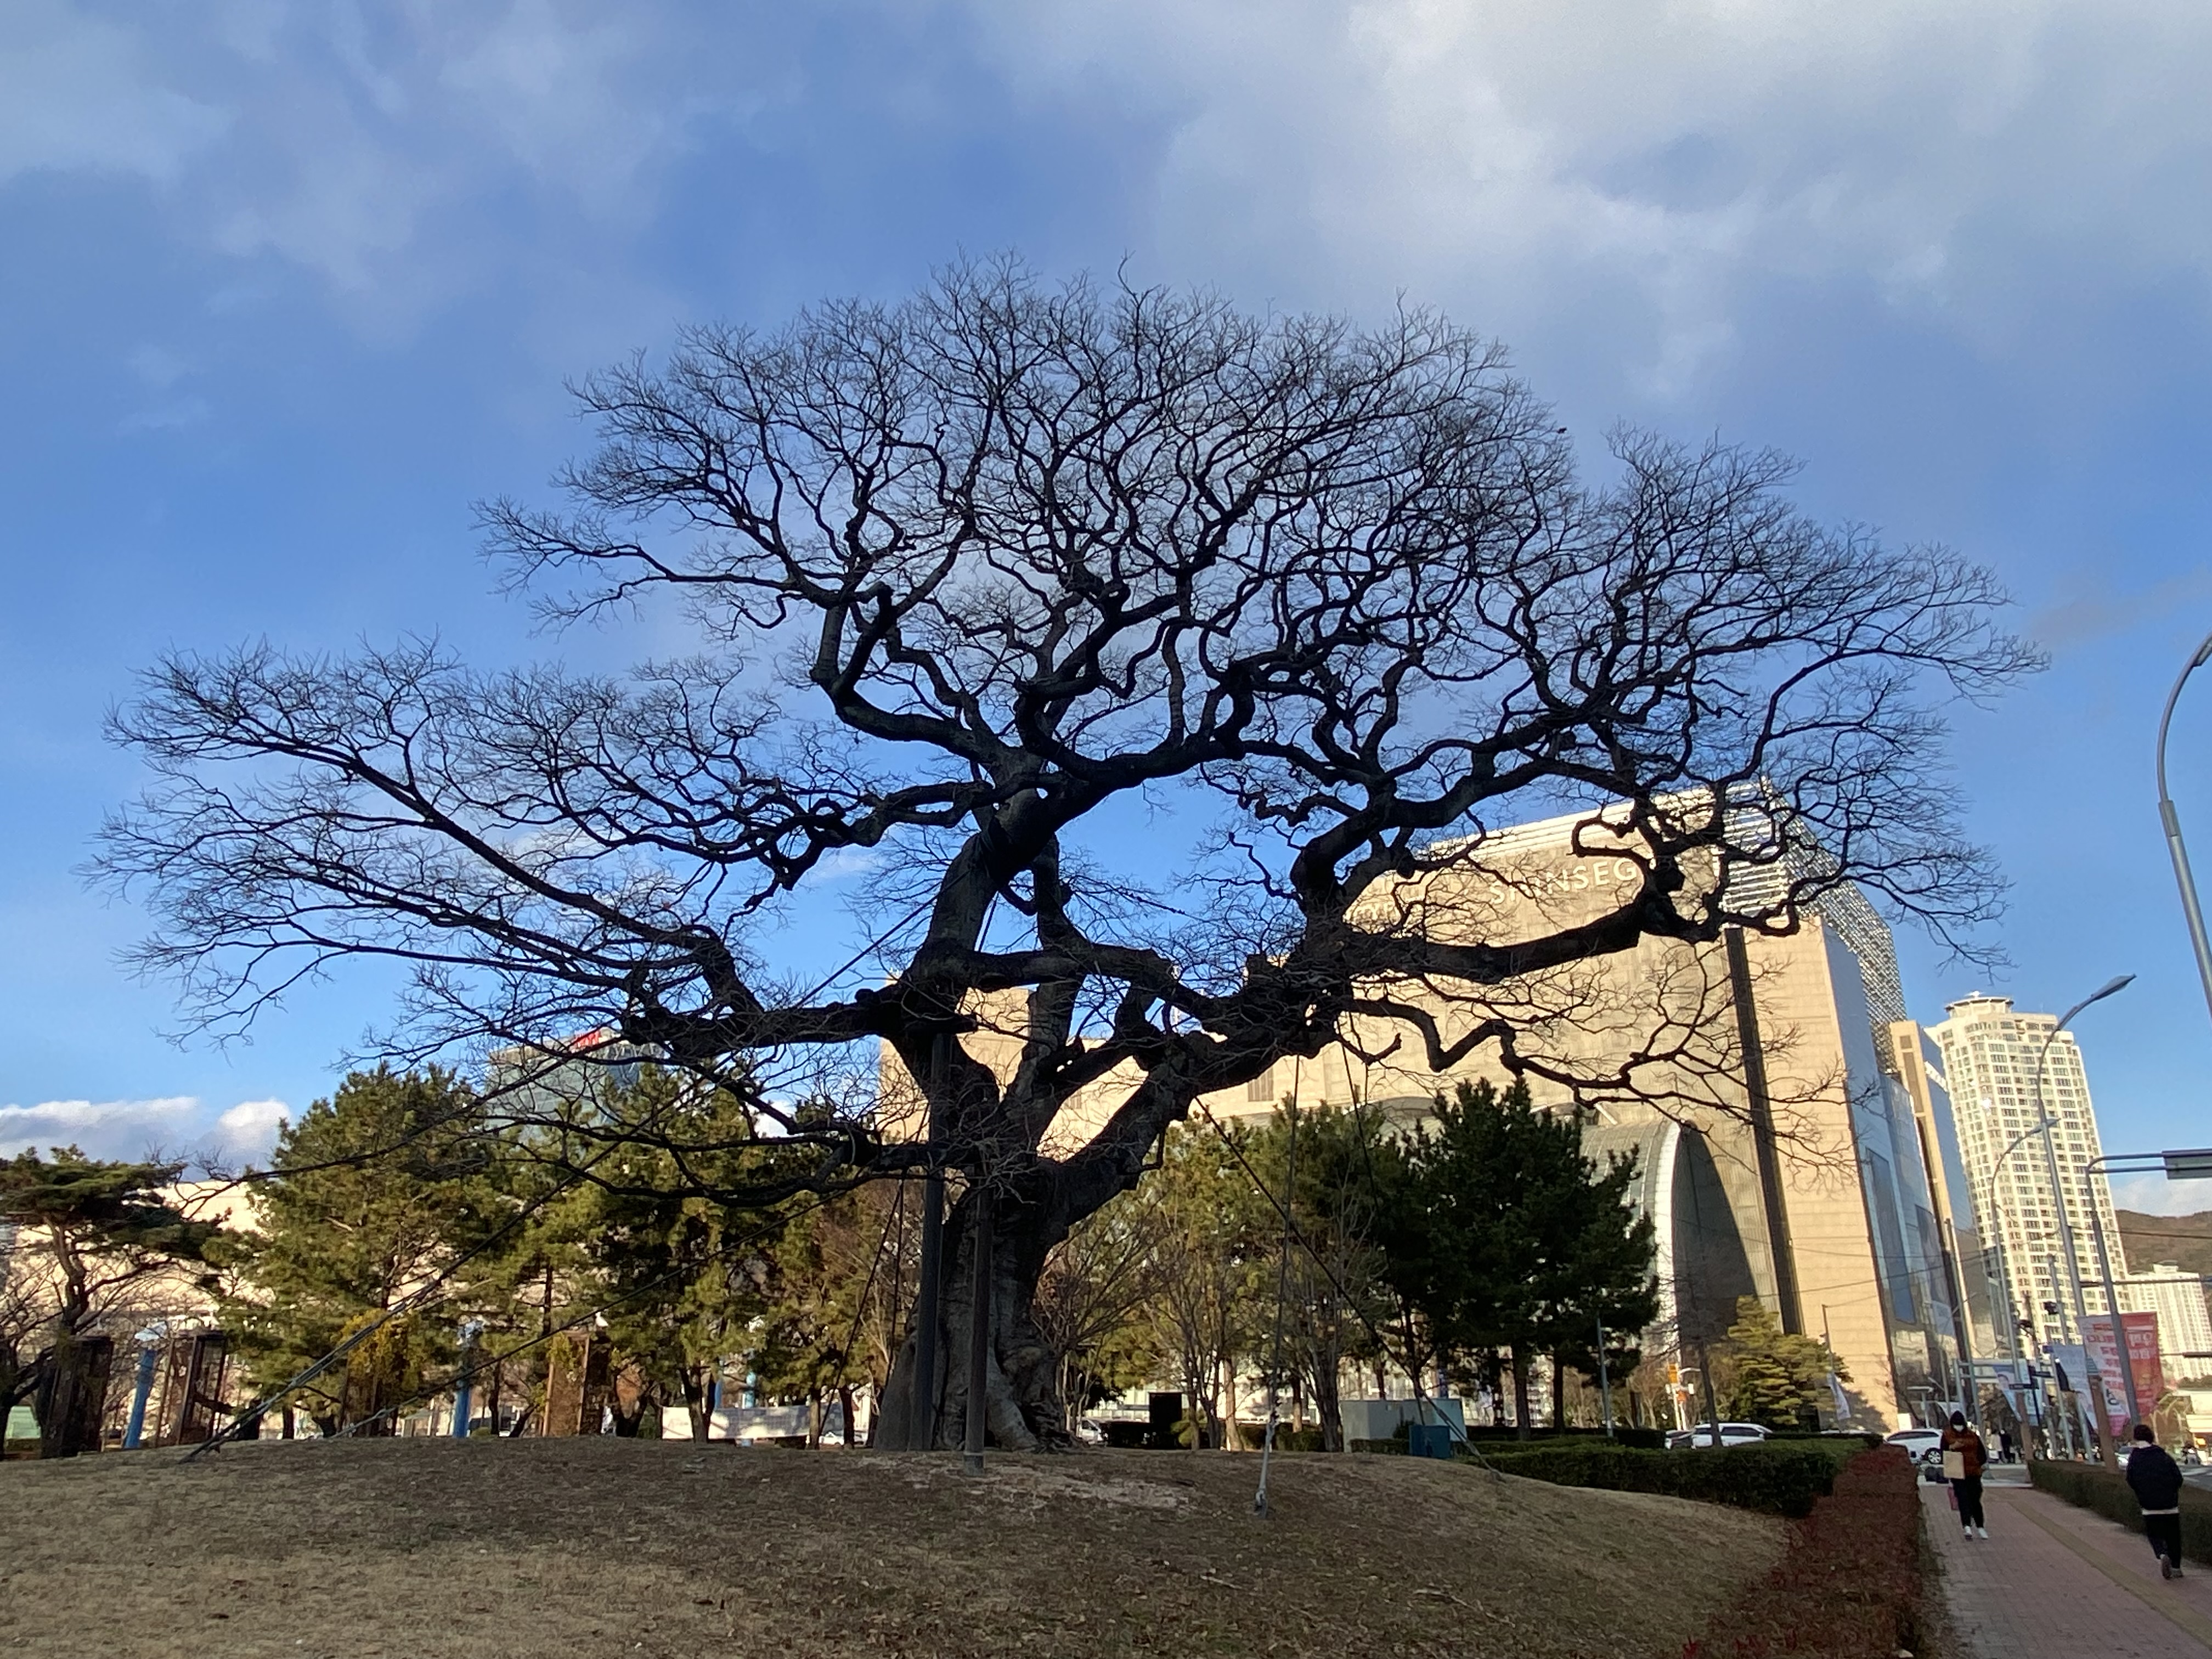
[{"xmin": 1943, "ymin": 1449, "xmax": 1967, "ymax": 1481}]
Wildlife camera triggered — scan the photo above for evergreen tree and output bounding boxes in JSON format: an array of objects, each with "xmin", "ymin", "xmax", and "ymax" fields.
[
  {"xmin": 544, "ymin": 1070, "xmax": 778, "ymax": 1451},
  {"xmin": 1376, "ymin": 1079, "xmax": 1657, "ymax": 1437},
  {"xmin": 0, "ymin": 1148, "xmax": 224, "ymax": 1454},
  {"xmin": 749, "ymin": 1193, "xmax": 888, "ymax": 1445},
  {"xmin": 219, "ymin": 1067, "xmax": 518, "ymax": 1435},
  {"xmin": 1720, "ymin": 1296, "xmax": 1847, "ymax": 1427}
]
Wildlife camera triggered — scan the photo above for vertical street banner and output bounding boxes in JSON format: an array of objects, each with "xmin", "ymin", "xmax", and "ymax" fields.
[{"xmin": 2081, "ymin": 1312, "xmax": 2166, "ymax": 1437}]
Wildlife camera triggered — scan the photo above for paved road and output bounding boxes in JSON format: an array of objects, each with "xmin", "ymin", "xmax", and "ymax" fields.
[{"xmin": 1929, "ymin": 1472, "xmax": 2212, "ymax": 1656}]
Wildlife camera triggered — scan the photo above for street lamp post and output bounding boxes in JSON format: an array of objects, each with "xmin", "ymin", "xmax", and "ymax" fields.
[
  {"xmin": 2031, "ymin": 977, "xmax": 2135, "ymax": 1351},
  {"xmin": 2157, "ymin": 627, "xmax": 2212, "ymax": 1035},
  {"xmin": 1979, "ymin": 1116, "xmax": 2058, "ymax": 1454},
  {"xmin": 2081, "ymin": 1162, "xmax": 2142, "ymax": 1436},
  {"xmin": 1980, "ymin": 1116, "xmax": 2057, "ymax": 1351}
]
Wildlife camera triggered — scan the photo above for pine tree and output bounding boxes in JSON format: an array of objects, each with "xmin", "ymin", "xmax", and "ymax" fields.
[
  {"xmin": 566, "ymin": 1079, "xmax": 849, "ymax": 1442},
  {"xmin": 1375, "ymin": 1079, "xmax": 1658, "ymax": 1437},
  {"xmin": 0, "ymin": 1148, "xmax": 224, "ymax": 1454},
  {"xmin": 219, "ymin": 1067, "xmax": 518, "ymax": 1435},
  {"xmin": 1720, "ymin": 1296, "xmax": 1848, "ymax": 1427}
]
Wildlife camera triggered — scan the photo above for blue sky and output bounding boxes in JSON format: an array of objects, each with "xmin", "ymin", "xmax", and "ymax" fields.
[{"xmin": 6, "ymin": 1, "xmax": 2212, "ymax": 1209}]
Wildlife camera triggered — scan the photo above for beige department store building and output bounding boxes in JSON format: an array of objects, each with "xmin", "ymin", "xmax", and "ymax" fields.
[
  {"xmin": 888, "ymin": 801, "xmax": 1971, "ymax": 1431},
  {"xmin": 1190, "ymin": 806, "xmax": 1966, "ymax": 1431}
]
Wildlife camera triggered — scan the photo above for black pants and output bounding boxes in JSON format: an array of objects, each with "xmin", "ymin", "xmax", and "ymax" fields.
[
  {"xmin": 1954, "ymin": 1476, "xmax": 1985, "ymax": 1530},
  {"xmin": 2146, "ymin": 1512, "xmax": 2183, "ymax": 1565}
]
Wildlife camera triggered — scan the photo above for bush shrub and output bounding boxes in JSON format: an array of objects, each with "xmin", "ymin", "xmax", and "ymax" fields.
[
  {"xmin": 1480, "ymin": 1437, "xmax": 1862, "ymax": 1516},
  {"xmin": 1681, "ymin": 1447, "xmax": 1926, "ymax": 1658},
  {"xmin": 1457, "ymin": 1425, "xmax": 1668, "ymax": 1449},
  {"xmin": 2030, "ymin": 1458, "xmax": 2212, "ymax": 1564},
  {"xmin": 1768, "ymin": 1430, "xmax": 1884, "ymax": 1449}
]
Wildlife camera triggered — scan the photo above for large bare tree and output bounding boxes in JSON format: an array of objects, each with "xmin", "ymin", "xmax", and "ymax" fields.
[{"xmin": 98, "ymin": 261, "xmax": 2035, "ymax": 1447}]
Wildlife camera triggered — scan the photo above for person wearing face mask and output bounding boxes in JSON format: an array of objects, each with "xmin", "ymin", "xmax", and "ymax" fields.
[{"xmin": 1943, "ymin": 1411, "xmax": 1988, "ymax": 1540}]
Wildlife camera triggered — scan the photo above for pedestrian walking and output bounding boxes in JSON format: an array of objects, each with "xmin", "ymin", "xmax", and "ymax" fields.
[
  {"xmin": 1944, "ymin": 1411, "xmax": 1989, "ymax": 1539},
  {"xmin": 1998, "ymin": 1427, "xmax": 2017, "ymax": 1464},
  {"xmin": 2125, "ymin": 1423, "xmax": 2188, "ymax": 1579}
]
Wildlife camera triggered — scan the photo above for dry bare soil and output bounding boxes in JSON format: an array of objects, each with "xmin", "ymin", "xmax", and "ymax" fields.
[{"xmin": 0, "ymin": 1438, "xmax": 1780, "ymax": 1658}]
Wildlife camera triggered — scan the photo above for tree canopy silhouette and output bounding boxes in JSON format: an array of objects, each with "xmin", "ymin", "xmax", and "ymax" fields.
[{"xmin": 97, "ymin": 259, "xmax": 2035, "ymax": 1443}]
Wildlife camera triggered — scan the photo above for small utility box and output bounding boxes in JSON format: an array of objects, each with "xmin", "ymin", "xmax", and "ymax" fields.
[{"xmin": 1407, "ymin": 1424, "xmax": 1455, "ymax": 1459}]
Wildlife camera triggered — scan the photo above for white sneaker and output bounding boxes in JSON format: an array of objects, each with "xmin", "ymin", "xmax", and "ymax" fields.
[
  {"xmin": 1963, "ymin": 1526, "xmax": 1974, "ymax": 1540},
  {"xmin": 1976, "ymin": 1526, "xmax": 1989, "ymax": 1539}
]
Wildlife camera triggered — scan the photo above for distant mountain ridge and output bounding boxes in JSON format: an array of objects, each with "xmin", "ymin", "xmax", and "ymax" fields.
[{"xmin": 2118, "ymin": 1210, "xmax": 2212, "ymax": 1278}]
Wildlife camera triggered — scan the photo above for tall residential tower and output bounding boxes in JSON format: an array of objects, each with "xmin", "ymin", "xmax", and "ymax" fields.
[{"xmin": 1927, "ymin": 994, "xmax": 2123, "ymax": 1348}]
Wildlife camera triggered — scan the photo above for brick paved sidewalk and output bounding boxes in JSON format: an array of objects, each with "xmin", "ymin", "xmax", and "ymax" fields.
[{"xmin": 1928, "ymin": 1479, "xmax": 2212, "ymax": 1656}]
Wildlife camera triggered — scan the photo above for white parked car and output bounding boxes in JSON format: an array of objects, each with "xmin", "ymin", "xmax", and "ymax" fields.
[
  {"xmin": 1667, "ymin": 1421, "xmax": 1771, "ymax": 1449},
  {"xmin": 1886, "ymin": 1426, "xmax": 1947, "ymax": 1479}
]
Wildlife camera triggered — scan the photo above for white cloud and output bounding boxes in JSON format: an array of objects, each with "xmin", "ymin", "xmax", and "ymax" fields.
[
  {"xmin": 15, "ymin": 1, "xmax": 2212, "ymax": 388},
  {"xmin": 120, "ymin": 397, "xmax": 213, "ymax": 435},
  {"xmin": 212, "ymin": 1098, "xmax": 290, "ymax": 1155},
  {"xmin": 814, "ymin": 845, "xmax": 890, "ymax": 881},
  {"xmin": 0, "ymin": 1094, "xmax": 288, "ymax": 1169},
  {"xmin": 959, "ymin": 0, "xmax": 2212, "ymax": 395},
  {"xmin": 0, "ymin": 1096, "xmax": 199, "ymax": 1160}
]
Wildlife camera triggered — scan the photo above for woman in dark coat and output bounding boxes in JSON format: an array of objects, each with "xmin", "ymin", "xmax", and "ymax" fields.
[{"xmin": 1943, "ymin": 1411, "xmax": 1988, "ymax": 1539}]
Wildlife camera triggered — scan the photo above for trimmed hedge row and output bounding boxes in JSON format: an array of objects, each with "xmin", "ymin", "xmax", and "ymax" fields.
[
  {"xmin": 1455, "ymin": 1425, "xmax": 1669, "ymax": 1449},
  {"xmin": 1350, "ymin": 1425, "xmax": 1669, "ymax": 1455},
  {"xmin": 2029, "ymin": 1458, "xmax": 2212, "ymax": 1564},
  {"xmin": 1480, "ymin": 1437, "xmax": 1863, "ymax": 1516},
  {"xmin": 1682, "ymin": 1448, "xmax": 1927, "ymax": 1658}
]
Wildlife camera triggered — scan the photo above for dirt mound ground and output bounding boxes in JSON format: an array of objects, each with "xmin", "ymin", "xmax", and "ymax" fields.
[{"xmin": 0, "ymin": 1438, "xmax": 1779, "ymax": 1658}]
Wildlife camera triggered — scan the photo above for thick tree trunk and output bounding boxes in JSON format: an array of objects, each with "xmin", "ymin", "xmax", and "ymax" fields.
[
  {"xmin": 682, "ymin": 1364, "xmax": 714, "ymax": 1443},
  {"xmin": 1551, "ymin": 1351, "xmax": 1567, "ymax": 1431},
  {"xmin": 1313, "ymin": 1353, "xmax": 1345, "ymax": 1453},
  {"xmin": 874, "ymin": 1182, "xmax": 1069, "ymax": 1451},
  {"xmin": 1511, "ymin": 1345, "xmax": 1533, "ymax": 1442}
]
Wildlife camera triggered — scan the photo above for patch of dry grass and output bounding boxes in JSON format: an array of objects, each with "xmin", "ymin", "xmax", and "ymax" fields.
[{"xmin": 0, "ymin": 1438, "xmax": 1781, "ymax": 1658}]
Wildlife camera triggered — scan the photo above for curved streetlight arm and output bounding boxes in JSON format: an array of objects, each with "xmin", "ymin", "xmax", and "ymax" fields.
[
  {"xmin": 2000, "ymin": 1116, "xmax": 2060, "ymax": 1165},
  {"xmin": 2157, "ymin": 627, "xmax": 2212, "ymax": 1035},
  {"xmin": 2032, "ymin": 982, "xmax": 2131, "ymax": 1342},
  {"xmin": 1978, "ymin": 1116, "xmax": 2059, "ymax": 1364}
]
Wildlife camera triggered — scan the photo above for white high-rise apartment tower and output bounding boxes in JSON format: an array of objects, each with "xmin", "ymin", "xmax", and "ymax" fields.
[{"xmin": 1928, "ymin": 994, "xmax": 2123, "ymax": 1349}]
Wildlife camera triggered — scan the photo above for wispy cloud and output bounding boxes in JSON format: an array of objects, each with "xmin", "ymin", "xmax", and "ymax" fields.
[
  {"xmin": 814, "ymin": 845, "xmax": 889, "ymax": 882},
  {"xmin": 2028, "ymin": 569, "xmax": 2212, "ymax": 655},
  {"xmin": 120, "ymin": 397, "xmax": 213, "ymax": 434},
  {"xmin": 2, "ymin": 3, "xmax": 783, "ymax": 330},
  {"xmin": 0, "ymin": 0, "xmax": 228, "ymax": 185}
]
